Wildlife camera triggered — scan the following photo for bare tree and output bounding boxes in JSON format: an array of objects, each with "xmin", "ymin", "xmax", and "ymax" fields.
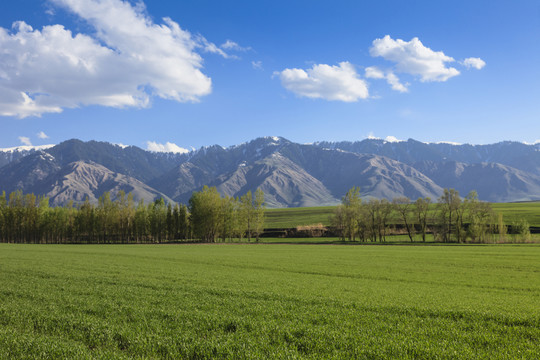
[{"xmin": 393, "ymin": 197, "xmax": 414, "ymax": 242}]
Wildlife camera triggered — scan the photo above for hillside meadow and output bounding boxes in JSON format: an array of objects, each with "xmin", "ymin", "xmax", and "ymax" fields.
[
  {"xmin": 265, "ymin": 202, "xmax": 540, "ymax": 228},
  {"xmin": 0, "ymin": 243, "xmax": 539, "ymax": 359}
]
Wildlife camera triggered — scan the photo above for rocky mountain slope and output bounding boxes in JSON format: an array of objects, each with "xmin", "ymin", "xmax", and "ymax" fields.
[
  {"xmin": 314, "ymin": 138, "xmax": 540, "ymax": 175},
  {"xmin": 1, "ymin": 137, "xmax": 540, "ymax": 206}
]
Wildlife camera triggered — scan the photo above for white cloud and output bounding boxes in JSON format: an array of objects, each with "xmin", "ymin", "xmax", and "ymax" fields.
[
  {"xmin": 19, "ymin": 136, "xmax": 32, "ymax": 146},
  {"xmin": 221, "ymin": 40, "xmax": 250, "ymax": 52},
  {"xmin": 365, "ymin": 66, "xmax": 408, "ymax": 93},
  {"xmin": 37, "ymin": 131, "xmax": 49, "ymax": 139},
  {"xmin": 276, "ymin": 62, "xmax": 369, "ymax": 102},
  {"xmin": 370, "ymin": 35, "xmax": 460, "ymax": 82},
  {"xmin": 462, "ymin": 57, "xmax": 486, "ymax": 70},
  {"xmin": 146, "ymin": 141, "xmax": 189, "ymax": 154},
  {"xmin": 196, "ymin": 38, "xmax": 250, "ymax": 59},
  {"xmin": 385, "ymin": 72, "xmax": 409, "ymax": 93},
  {"xmin": 0, "ymin": 0, "xmax": 218, "ymax": 118},
  {"xmin": 365, "ymin": 66, "xmax": 385, "ymax": 79},
  {"xmin": 252, "ymin": 60, "xmax": 263, "ymax": 70},
  {"xmin": 196, "ymin": 35, "xmax": 237, "ymax": 59}
]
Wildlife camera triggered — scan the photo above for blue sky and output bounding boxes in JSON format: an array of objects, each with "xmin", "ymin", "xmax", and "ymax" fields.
[{"xmin": 0, "ymin": 0, "xmax": 539, "ymax": 151}]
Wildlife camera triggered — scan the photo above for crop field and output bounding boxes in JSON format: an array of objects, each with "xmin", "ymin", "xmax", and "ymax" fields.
[
  {"xmin": 1, "ymin": 243, "xmax": 539, "ymax": 359},
  {"xmin": 264, "ymin": 206, "xmax": 336, "ymax": 228},
  {"xmin": 265, "ymin": 202, "xmax": 540, "ymax": 228},
  {"xmin": 492, "ymin": 202, "xmax": 540, "ymax": 227}
]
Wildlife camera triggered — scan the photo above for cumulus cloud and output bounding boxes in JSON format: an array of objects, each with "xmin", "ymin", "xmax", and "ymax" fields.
[
  {"xmin": 0, "ymin": 0, "xmax": 226, "ymax": 118},
  {"xmin": 364, "ymin": 66, "xmax": 385, "ymax": 79},
  {"xmin": 462, "ymin": 57, "xmax": 486, "ymax": 70},
  {"xmin": 365, "ymin": 66, "xmax": 408, "ymax": 93},
  {"xmin": 18, "ymin": 136, "xmax": 32, "ymax": 146},
  {"xmin": 277, "ymin": 35, "xmax": 483, "ymax": 99},
  {"xmin": 370, "ymin": 35, "xmax": 460, "ymax": 82},
  {"xmin": 37, "ymin": 131, "xmax": 49, "ymax": 139},
  {"xmin": 275, "ymin": 62, "xmax": 369, "ymax": 102},
  {"xmin": 146, "ymin": 141, "xmax": 189, "ymax": 154}
]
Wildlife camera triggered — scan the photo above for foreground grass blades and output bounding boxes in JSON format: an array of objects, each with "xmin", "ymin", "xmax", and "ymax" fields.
[{"xmin": 0, "ymin": 243, "xmax": 539, "ymax": 359}]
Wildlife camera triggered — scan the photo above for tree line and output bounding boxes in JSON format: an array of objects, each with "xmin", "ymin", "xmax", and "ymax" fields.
[
  {"xmin": 0, "ymin": 186, "xmax": 265, "ymax": 244},
  {"xmin": 331, "ymin": 187, "xmax": 531, "ymax": 243}
]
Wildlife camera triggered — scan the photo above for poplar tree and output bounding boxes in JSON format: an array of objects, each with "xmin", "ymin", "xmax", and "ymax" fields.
[
  {"xmin": 342, "ymin": 187, "xmax": 361, "ymax": 241},
  {"xmin": 253, "ymin": 189, "xmax": 265, "ymax": 242},
  {"xmin": 189, "ymin": 186, "xmax": 223, "ymax": 242},
  {"xmin": 240, "ymin": 191, "xmax": 254, "ymax": 241}
]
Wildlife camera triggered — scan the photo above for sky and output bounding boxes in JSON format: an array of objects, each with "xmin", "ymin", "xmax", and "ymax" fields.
[{"xmin": 0, "ymin": 0, "xmax": 539, "ymax": 152}]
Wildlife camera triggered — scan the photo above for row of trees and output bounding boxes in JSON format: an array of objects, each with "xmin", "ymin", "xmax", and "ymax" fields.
[
  {"xmin": 189, "ymin": 186, "xmax": 265, "ymax": 242},
  {"xmin": 332, "ymin": 187, "xmax": 530, "ymax": 243},
  {"xmin": 0, "ymin": 187, "xmax": 265, "ymax": 244}
]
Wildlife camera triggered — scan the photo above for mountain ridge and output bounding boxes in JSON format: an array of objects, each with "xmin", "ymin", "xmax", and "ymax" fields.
[{"xmin": 1, "ymin": 137, "xmax": 540, "ymax": 207}]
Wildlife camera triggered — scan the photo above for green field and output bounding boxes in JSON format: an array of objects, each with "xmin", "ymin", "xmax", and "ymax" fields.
[
  {"xmin": 265, "ymin": 202, "xmax": 540, "ymax": 228},
  {"xmin": 264, "ymin": 206, "xmax": 336, "ymax": 228},
  {"xmin": 0, "ymin": 243, "xmax": 539, "ymax": 359},
  {"xmin": 492, "ymin": 202, "xmax": 540, "ymax": 227}
]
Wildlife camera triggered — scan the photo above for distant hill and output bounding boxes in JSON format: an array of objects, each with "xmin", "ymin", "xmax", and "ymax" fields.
[
  {"xmin": 314, "ymin": 138, "xmax": 540, "ymax": 175},
  {"xmin": 1, "ymin": 137, "xmax": 540, "ymax": 206}
]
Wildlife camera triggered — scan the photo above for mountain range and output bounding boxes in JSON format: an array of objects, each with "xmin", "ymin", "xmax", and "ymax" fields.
[{"xmin": 1, "ymin": 137, "xmax": 539, "ymax": 207}]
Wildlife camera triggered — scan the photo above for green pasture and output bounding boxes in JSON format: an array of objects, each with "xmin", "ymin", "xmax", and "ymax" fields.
[
  {"xmin": 0, "ymin": 243, "xmax": 539, "ymax": 359},
  {"xmin": 492, "ymin": 202, "xmax": 540, "ymax": 227},
  {"xmin": 265, "ymin": 202, "xmax": 540, "ymax": 228},
  {"xmin": 264, "ymin": 206, "xmax": 335, "ymax": 228}
]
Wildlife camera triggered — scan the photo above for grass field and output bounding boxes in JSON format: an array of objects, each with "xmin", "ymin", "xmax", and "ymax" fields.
[
  {"xmin": 264, "ymin": 206, "xmax": 336, "ymax": 228},
  {"xmin": 0, "ymin": 243, "xmax": 539, "ymax": 359},
  {"xmin": 265, "ymin": 202, "xmax": 540, "ymax": 228},
  {"xmin": 492, "ymin": 202, "xmax": 540, "ymax": 227}
]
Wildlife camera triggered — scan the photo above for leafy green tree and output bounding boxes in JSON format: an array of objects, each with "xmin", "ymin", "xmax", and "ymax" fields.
[
  {"xmin": 342, "ymin": 187, "xmax": 361, "ymax": 241},
  {"xmin": 149, "ymin": 198, "xmax": 167, "ymax": 243},
  {"xmin": 378, "ymin": 199, "xmax": 393, "ymax": 242},
  {"xmin": 189, "ymin": 186, "xmax": 223, "ymax": 242},
  {"xmin": 253, "ymin": 189, "xmax": 265, "ymax": 242},
  {"xmin": 166, "ymin": 202, "xmax": 174, "ymax": 241},
  {"xmin": 438, "ymin": 188, "xmax": 461, "ymax": 242},
  {"xmin": 219, "ymin": 196, "xmax": 237, "ymax": 242},
  {"xmin": 330, "ymin": 204, "xmax": 346, "ymax": 241},
  {"xmin": 178, "ymin": 204, "xmax": 190, "ymax": 240},
  {"xmin": 240, "ymin": 191, "xmax": 254, "ymax": 241},
  {"xmin": 75, "ymin": 197, "xmax": 95, "ymax": 243},
  {"xmin": 511, "ymin": 219, "xmax": 531, "ymax": 243},
  {"xmin": 465, "ymin": 191, "xmax": 495, "ymax": 243},
  {"xmin": 133, "ymin": 200, "xmax": 149, "ymax": 243},
  {"xmin": 0, "ymin": 191, "xmax": 6, "ymax": 242},
  {"xmin": 365, "ymin": 199, "xmax": 379, "ymax": 242}
]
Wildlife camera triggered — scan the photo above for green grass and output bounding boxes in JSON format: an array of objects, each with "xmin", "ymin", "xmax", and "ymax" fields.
[
  {"xmin": 0, "ymin": 243, "xmax": 539, "ymax": 359},
  {"xmin": 264, "ymin": 206, "xmax": 335, "ymax": 228},
  {"xmin": 492, "ymin": 202, "xmax": 540, "ymax": 227},
  {"xmin": 265, "ymin": 202, "xmax": 540, "ymax": 228}
]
